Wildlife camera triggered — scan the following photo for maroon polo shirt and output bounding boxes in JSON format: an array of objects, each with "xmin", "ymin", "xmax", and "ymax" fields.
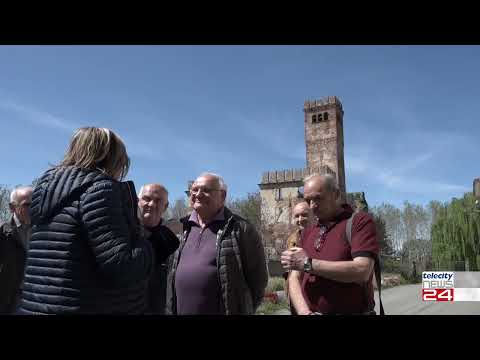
[{"xmin": 301, "ymin": 204, "xmax": 379, "ymax": 314}]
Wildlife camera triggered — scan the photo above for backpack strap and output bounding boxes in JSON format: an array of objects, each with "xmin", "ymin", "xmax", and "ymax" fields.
[{"xmin": 346, "ymin": 214, "xmax": 385, "ymax": 315}]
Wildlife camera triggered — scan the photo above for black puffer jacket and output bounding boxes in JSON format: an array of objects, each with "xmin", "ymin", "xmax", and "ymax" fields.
[
  {"xmin": 17, "ymin": 166, "xmax": 154, "ymax": 314},
  {"xmin": 146, "ymin": 223, "xmax": 179, "ymax": 314},
  {"xmin": 0, "ymin": 218, "xmax": 27, "ymax": 314}
]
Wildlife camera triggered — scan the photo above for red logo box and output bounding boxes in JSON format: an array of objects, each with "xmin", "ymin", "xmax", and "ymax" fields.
[{"xmin": 422, "ymin": 288, "xmax": 454, "ymax": 302}]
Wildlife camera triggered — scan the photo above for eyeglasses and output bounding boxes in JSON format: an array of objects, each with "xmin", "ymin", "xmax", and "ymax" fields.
[
  {"xmin": 189, "ymin": 187, "xmax": 223, "ymax": 196},
  {"xmin": 314, "ymin": 224, "xmax": 329, "ymax": 251}
]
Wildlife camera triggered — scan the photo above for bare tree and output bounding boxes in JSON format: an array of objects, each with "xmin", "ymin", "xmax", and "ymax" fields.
[
  {"xmin": 0, "ymin": 185, "xmax": 11, "ymax": 223},
  {"xmin": 372, "ymin": 203, "xmax": 404, "ymax": 253},
  {"xmin": 401, "ymin": 201, "xmax": 430, "ymax": 242},
  {"xmin": 372, "ymin": 212, "xmax": 394, "ymax": 257},
  {"xmin": 169, "ymin": 197, "xmax": 190, "ymax": 220},
  {"xmin": 227, "ymin": 192, "xmax": 262, "ymax": 232}
]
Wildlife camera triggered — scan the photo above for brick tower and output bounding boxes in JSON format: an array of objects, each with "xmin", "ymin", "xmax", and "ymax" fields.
[{"xmin": 304, "ymin": 96, "xmax": 346, "ymax": 199}]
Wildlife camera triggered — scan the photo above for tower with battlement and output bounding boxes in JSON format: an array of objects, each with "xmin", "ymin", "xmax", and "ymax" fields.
[
  {"xmin": 304, "ymin": 96, "xmax": 346, "ymax": 198},
  {"xmin": 259, "ymin": 96, "xmax": 351, "ymax": 228}
]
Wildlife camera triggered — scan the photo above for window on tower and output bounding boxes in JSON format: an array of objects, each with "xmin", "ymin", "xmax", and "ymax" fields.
[
  {"xmin": 312, "ymin": 114, "xmax": 317, "ymax": 123},
  {"xmin": 323, "ymin": 112, "xmax": 329, "ymax": 120},
  {"xmin": 297, "ymin": 186, "xmax": 304, "ymax": 198},
  {"xmin": 318, "ymin": 113, "xmax": 323, "ymax": 121},
  {"xmin": 274, "ymin": 188, "xmax": 282, "ymax": 201}
]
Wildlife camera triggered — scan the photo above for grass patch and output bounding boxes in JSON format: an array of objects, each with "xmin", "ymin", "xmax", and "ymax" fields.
[
  {"xmin": 257, "ymin": 276, "xmax": 289, "ymax": 315},
  {"xmin": 256, "ymin": 299, "xmax": 289, "ymax": 315}
]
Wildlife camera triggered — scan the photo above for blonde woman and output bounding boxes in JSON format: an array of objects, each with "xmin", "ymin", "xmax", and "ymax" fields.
[
  {"xmin": 17, "ymin": 127, "xmax": 154, "ymax": 314},
  {"xmin": 284, "ymin": 201, "xmax": 313, "ymax": 314}
]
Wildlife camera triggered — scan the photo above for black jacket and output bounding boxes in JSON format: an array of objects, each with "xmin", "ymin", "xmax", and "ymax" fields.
[
  {"xmin": 146, "ymin": 222, "xmax": 179, "ymax": 314},
  {"xmin": 166, "ymin": 207, "xmax": 268, "ymax": 315},
  {"xmin": 0, "ymin": 218, "xmax": 28, "ymax": 314},
  {"xmin": 17, "ymin": 166, "xmax": 154, "ymax": 314}
]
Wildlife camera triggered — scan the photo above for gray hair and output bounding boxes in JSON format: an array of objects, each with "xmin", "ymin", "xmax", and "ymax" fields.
[
  {"xmin": 138, "ymin": 184, "xmax": 169, "ymax": 198},
  {"xmin": 10, "ymin": 186, "xmax": 33, "ymax": 205},
  {"xmin": 304, "ymin": 173, "xmax": 339, "ymax": 193},
  {"xmin": 196, "ymin": 172, "xmax": 228, "ymax": 192}
]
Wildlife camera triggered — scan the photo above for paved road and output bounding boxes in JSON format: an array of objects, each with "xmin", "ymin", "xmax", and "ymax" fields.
[
  {"xmin": 273, "ymin": 284, "xmax": 480, "ymax": 315},
  {"xmin": 375, "ymin": 284, "xmax": 480, "ymax": 315}
]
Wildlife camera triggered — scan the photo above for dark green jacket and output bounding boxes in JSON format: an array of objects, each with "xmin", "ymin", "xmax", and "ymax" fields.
[{"xmin": 165, "ymin": 207, "xmax": 268, "ymax": 315}]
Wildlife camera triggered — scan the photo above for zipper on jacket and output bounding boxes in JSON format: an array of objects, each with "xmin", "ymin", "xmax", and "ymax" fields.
[
  {"xmin": 216, "ymin": 216, "xmax": 234, "ymax": 314},
  {"xmin": 171, "ymin": 229, "xmax": 189, "ymax": 314},
  {"xmin": 216, "ymin": 228, "xmax": 225, "ymax": 314},
  {"xmin": 125, "ymin": 181, "xmax": 136, "ymax": 224}
]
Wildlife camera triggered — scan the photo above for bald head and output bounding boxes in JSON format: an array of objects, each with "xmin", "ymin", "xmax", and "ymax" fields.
[
  {"xmin": 139, "ymin": 184, "xmax": 168, "ymax": 199},
  {"xmin": 304, "ymin": 174, "xmax": 339, "ymax": 193},
  {"xmin": 138, "ymin": 183, "xmax": 169, "ymax": 228},
  {"xmin": 9, "ymin": 186, "xmax": 33, "ymax": 225},
  {"xmin": 303, "ymin": 174, "xmax": 340, "ymax": 222}
]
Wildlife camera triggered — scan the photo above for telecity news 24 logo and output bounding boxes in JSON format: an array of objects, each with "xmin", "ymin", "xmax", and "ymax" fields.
[{"xmin": 422, "ymin": 272, "xmax": 454, "ymax": 302}]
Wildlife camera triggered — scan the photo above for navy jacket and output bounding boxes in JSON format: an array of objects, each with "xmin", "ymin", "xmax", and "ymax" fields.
[{"xmin": 18, "ymin": 166, "xmax": 154, "ymax": 314}]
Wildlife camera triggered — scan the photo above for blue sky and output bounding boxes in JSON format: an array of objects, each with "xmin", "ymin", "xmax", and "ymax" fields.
[{"xmin": 0, "ymin": 45, "xmax": 477, "ymax": 208}]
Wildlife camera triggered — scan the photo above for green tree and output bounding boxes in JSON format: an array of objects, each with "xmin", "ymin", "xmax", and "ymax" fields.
[{"xmin": 431, "ymin": 193, "xmax": 480, "ymax": 271}]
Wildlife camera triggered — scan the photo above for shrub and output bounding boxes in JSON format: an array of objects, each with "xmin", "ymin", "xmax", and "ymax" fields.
[
  {"xmin": 265, "ymin": 276, "xmax": 285, "ymax": 294},
  {"xmin": 256, "ymin": 299, "xmax": 289, "ymax": 315}
]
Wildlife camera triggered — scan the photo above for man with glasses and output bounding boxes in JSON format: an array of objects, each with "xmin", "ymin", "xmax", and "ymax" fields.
[
  {"xmin": 0, "ymin": 186, "xmax": 33, "ymax": 314},
  {"xmin": 280, "ymin": 174, "xmax": 379, "ymax": 315},
  {"xmin": 165, "ymin": 172, "xmax": 268, "ymax": 315}
]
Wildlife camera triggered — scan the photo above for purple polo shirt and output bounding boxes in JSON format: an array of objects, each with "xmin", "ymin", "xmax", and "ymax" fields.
[{"xmin": 174, "ymin": 208, "xmax": 226, "ymax": 315}]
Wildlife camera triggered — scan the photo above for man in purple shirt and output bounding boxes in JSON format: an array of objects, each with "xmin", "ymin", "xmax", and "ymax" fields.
[{"xmin": 166, "ymin": 173, "xmax": 268, "ymax": 315}]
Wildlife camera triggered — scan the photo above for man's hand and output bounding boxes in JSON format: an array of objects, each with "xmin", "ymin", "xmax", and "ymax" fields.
[{"xmin": 281, "ymin": 247, "xmax": 308, "ymax": 272}]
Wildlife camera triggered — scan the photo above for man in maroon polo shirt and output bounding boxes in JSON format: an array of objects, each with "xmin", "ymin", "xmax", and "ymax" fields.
[{"xmin": 281, "ymin": 174, "xmax": 379, "ymax": 315}]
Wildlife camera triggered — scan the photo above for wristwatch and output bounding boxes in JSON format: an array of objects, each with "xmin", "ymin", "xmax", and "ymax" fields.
[{"xmin": 303, "ymin": 257, "xmax": 313, "ymax": 273}]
